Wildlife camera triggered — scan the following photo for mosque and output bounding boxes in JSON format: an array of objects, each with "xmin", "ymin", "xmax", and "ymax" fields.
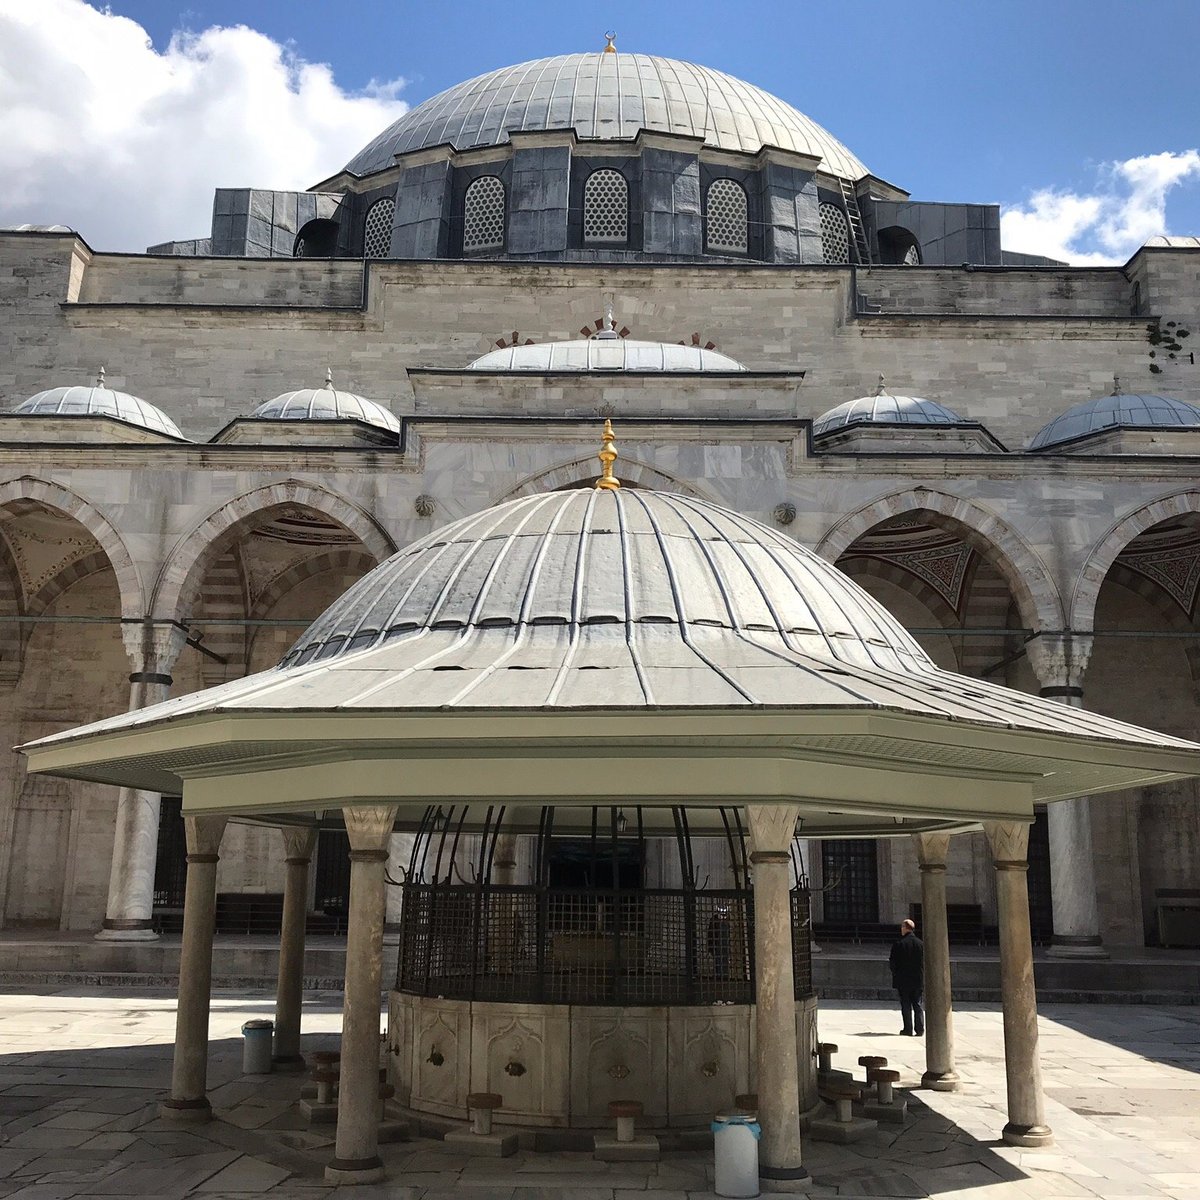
[{"xmin": 2, "ymin": 42, "xmax": 1200, "ymax": 972}]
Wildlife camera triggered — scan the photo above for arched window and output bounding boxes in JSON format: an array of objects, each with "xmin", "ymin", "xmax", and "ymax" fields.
[
  {"xmin": 363, "ymin": 197, "xmax": 395, "ymax": 258},
  {"xmin": 877, "ymin": 225, "xmax": 921, "ymax": 266},
  {"xmin": 583, "ymin": 169, "xmax": 629, "ymax": 244},
  {"xmin": 819, "ymin": 202, "xmax": 850, "ymax": 262},
  {"xmin": 293, "ymin": 218, "xmax": 339, "ymax": 258},
  {"xmin": 463, "ymin": 176, "xmax": 506, "ymax": 254},
  {"xmin": 705, "ymin": 179, "xmax": 748, "ymax": 254}
]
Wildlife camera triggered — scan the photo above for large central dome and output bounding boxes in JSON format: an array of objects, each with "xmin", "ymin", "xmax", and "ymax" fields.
[{"xmin": 345, "ymin": 52, "xmax": 869, "ymax": 179}]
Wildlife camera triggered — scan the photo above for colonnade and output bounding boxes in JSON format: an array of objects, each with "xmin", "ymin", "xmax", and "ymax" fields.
[{"xmin": 156, "ymin": 804, "xmax": 1054, "ymax": 1186}]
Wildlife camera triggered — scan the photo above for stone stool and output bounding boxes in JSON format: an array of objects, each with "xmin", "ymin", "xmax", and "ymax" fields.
[
  {"xmin": 375, "ymin": 1078, "xmax": 410, "ymax": 1145},
  {"xmin": 810, "ymin": 1082, "xmax": 878, "ymax": 1144},
  {"xmin": 816, "ymin": 1041, "xmax": 853, "ymax": 1086},
  {"xmin": 862, "ymin": 1068, "xmax": 908, "ymax": 1124},
  {"xmin": 301, "ymin": 1050, "xmax": 340, "ymax": 1100},
  {"xmin": 444, "ymin": 1093, "xmax": 516, "ymax": 1158},
  {"xmin": 594, "ymin": 1100, "xmax": 659, "ymax": 1162},
  {"xmin": 734, "ymin": 1092, "xmax": 758, "ymax": 1114},
  {"xmin": 299, "ymin": 1067, "xmax": 339, "ymax": 1124},
  {"xmin": 858, "ymin": 1054, "xmax": 888, "ymax": 1087}
]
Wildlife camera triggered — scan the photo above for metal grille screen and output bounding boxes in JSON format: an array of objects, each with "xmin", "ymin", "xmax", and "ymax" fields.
[
  {"xmin": 463, "ymin": 176, "xmax": 505, "ymax": 253},
  {"xmin": 363, "ymin": 198, "xmax": 394, "ymax": 258},
  {"xmin": 583, "ymin": 169, "xmax": 629, "ymax": 244},
  {"xmin": 820, "ymin": 202, "xmax": 850, "ymax": 262},
  {"xmin": 706, "ymin": 179, "xmax": 748, "ymax": 253},
  {"xmin": 903, "ymin": 242, "xmax": 921, "ymax": 266}
]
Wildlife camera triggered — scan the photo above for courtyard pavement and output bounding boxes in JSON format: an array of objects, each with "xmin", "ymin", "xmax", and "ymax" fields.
[{"xmin": 0, "ymin": 988, "xmax": 1195, "ymax": 1199}]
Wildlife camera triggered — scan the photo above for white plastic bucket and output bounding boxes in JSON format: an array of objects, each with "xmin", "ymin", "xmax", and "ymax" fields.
[
  {"xmin": 241, "ymin": 1018, "xmax": 274, "ymax": 1074},
  {"xmin": 712, "ymin": 1112, "xmax": 761, "ymax": 1198}
]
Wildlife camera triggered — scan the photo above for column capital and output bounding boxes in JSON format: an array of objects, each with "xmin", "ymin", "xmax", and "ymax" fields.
[
  {"xmin": 1025, "ymin": 632, "xmax": 1092, "ymax": 700},
  {"xmin": 184, "ymin": 814, "xmax": 228, "ymax": 858},
  {"xmin": 343, "ymin": 805, "xmax": 399, "ymax": 853},
  {"xmin": 983, "ymin": 819, "xmax": 1030, "ymax": 865},
  {"xmin": 745, "ymin": 803, "xmax": 801, "ymax": 856},
  {"xmin": 913, "ymin": 831, "xmax": 952, "ymax": 870},
  {"xmin": 122, "ymin": 621, "xmax": 188, "ymax": 680},
  {"xmin": 279, "ymin": 825, "xmax": 318, "ymax": 862}
]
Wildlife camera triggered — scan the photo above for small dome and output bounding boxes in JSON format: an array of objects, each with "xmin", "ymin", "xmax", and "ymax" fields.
[
  {"xmin": 252, "ymin": 374, "xmax": 400, "ymax": 434},
  {"xmin": 1029, "ymin": 384, "xmax": 1200, "ymax": 450},
  {"xmin": 469, "ymin": 338, "xmax": 746, "ymax": 373},
  {"xmin": 282, "ymin": 487, "xmax": 931, "ymax": 680},
  {"xmin": 1, "ymin": 223, "xmax": 74, "ymax": 233},
  {"xmin": 345, "ymin": 52, "xmax": 869, "ymax": 180},
  {"xmin": 813, "ymin": 383, "xmax": 963, "ymax": 437},
  {"xmin": 13, "ymin": 374, "xmax": 185, "ymax": 439}
]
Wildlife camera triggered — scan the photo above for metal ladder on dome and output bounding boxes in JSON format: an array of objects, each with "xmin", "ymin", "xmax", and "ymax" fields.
[{"xmin": 838, "ymin": 177, "xmax": 874, "ymax": 266}]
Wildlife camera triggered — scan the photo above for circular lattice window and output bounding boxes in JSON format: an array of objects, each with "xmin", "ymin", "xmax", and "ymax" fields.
[
  {"xmin": 819, "ymin": 202, "xmax": 850, "ymax": 263},
  {"xmin": 583, "ymin": 169, "xmax": 629, "ymax": 244},
  {"xmin": 706, "ymin": 179, "xmax": 748, "ymax": 254},
  {"xmin": 463, "ymin": 176, "xmax": 506, "ymax": 253},
  {"xmin": 363, "ymin": 198, "xmax": 395, "ymax": 258}
]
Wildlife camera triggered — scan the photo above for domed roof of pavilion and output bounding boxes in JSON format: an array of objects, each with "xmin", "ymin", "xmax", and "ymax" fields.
[
  {"xmin": 251, "ymin": 372, "xmax": 400, "ymax": 434},
  {"xmin": 812, "ymin": 379, "xmax": 964, "ymax": 437},
  {"xmin": 1029, "ymin": 379, "xmax": 1200, "ymax": 449},
  {"xmin": 469, "ymin": 336, "xmax": 746, "ymax": 373},
  {"xmin": 344, "ymin": 50, "xmax": 870, "ymax": 180},
  {"xmin": 13, "ymin": 371, "xmax": 186, "ymax": 439}
]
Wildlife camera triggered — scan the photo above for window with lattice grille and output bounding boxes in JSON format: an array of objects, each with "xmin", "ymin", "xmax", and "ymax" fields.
[
  {"xmin": 363, "ymin": 197, "xmax": 395, "ymax": 258},
  {"xmin": 583, "ymin": 169, "xmax": 629, "ymax": 244},
  {"xmin": 820, "ymin": 204, "xmax": 849, "ymax": 262},
  {"xmin": 819, "ymin": 202, "xmax": 850, "ymax": 263},
  {"xmin": 903, "ymin": 242, "xmax": 921, "ymax": 266},
  {"xmin": 705, "ymin": 179, "xmax": 748, "ymax": 254},
  {"xmin": 463, "ymin": 176, "xmax": 505, "ymax": 253}
]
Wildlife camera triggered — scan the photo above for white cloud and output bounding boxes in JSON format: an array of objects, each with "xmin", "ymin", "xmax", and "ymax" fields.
[
  {"xmin": 1001, "ymin": 151, "xmax": 1200, "ymax": 266},
  {"xmin": 0, "ymin": 0, "xmax": 409, "ymax": 250}
]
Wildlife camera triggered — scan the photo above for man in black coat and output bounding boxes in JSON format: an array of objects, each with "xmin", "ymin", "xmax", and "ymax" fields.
[{"xmin": 889, "ymin": 918, "xmax": 924, "ymax": 1036}]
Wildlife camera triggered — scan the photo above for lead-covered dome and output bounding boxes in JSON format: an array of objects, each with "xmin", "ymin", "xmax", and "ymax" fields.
[
  {"xmin": 1029, "ymin": 386, "xmax": 1200, "ymax": 449},
  {"xmin": 345, "ymin": 52, "xmax": 869, "ymax": 179},
  {"xmin": 251, "ymin": 374, "xmax": 400, "ymax": 434},
  {"xmin": 14, "ymin": 375, "xmax": 185, "ymax": 439},
  {"xmin": 469, "ymin": 338, "xmax": 746, "ymax": 372},
  {"xmin": 282, "ymin": 487, "xmax": 932, "ymax": 682},
  {"xmin": 813, "ymin": 385, "xmax": 963, "ymax": 437}
]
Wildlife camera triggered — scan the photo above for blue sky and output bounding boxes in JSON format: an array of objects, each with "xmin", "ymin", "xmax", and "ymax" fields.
[{"xmin": 2, "ymin": 0, "xmax": 1198, "ymax": 256}]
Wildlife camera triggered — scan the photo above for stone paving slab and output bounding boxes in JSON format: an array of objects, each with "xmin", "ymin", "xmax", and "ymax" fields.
[{"xmin": 0, "ymin": 990, "xmax": 1198, "ymax": 1197}]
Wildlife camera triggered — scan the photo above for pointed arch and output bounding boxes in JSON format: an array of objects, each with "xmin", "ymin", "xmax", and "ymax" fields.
[
  {"xmin": 1072, "ymin": 490, "xmax": 1200, "ymax": 633},
  {"xmin": 152, "ymin": 482, "xmax": 395, "ymax": 623},
  {"xmin": 496, "ymin": 456, "xmax": 713, "ymax": 504},
  {"xmin": 0, "ymin": 477, "xmax": 143, "ymax": 620},
  {"xmin": 817, "ymin": 487, "xmax": 1064, "ymax": 634}
]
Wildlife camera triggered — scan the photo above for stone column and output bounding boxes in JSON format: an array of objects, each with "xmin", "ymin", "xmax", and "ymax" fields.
[
  {"xmin": 160, "ymin": 814, "xmax": 227, "ymax": 1121},
  {"xmin": 984, "ymin": 820, "xmax": 1053, "ymax": 1148},
  {"xmin": 747, "ymin": 803, "xmax": 808, "ymax": 1191},
  {"xmin": 1027, "ymin": 633, "xmax": 1106, "ymax": 958},
  {"xmin": 913, "ymin": 832, "xmax": 959, "ymax": 1091},
  {"xmin": 97, "ymin": 624, "xmax": 188, "ymax": 942},
  {"xmin": 274, "ymin": 826, "xmax": 317, "ymax": 1070},
  {"xmin": 327, "ymin": 805, "xmax": 398, "ymax": 1186}
]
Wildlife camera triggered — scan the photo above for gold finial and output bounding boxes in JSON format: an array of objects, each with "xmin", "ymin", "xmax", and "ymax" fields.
[
  {"xmin": 95, "ymin": 366, "xmax": 106, "ymax": 389},
  {"xmin": 603, "ymin": 31, "xmax": 617, "ymax": 53},
  {"xmin": 1112, "ymin": 372, "xmax": 1123, "ymax": 396},
  {"xmin": 596, "ymin": 417, "xmax": 620, "ymax": 490},
  {"xmin": 875, "ymin": 373, "xmax": 887, "ymax": 396}
]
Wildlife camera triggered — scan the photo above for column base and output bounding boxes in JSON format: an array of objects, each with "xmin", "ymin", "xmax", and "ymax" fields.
[
  {"xmin": 272, "ymin": 1054, "xmax": 307, "ymax": 1073},
  {"xmin": 325, "ymin": 1157, "xmax": 385, "ymax": 1185},
  {"xmin": 1046, "ymin": 936, "xmax": 1108, "ymax": 960},
  {"xmin": 921, "ymin": 1069, "xmax": 961, "ymax": 1092},
  {"xmin": 159, "ymin": 1096, "xmax": 211, "ymax": 1122},
  {"xmin": 1002, "ymin": 1122, "xmax": 1054, "ymax": 1148},
  {"xmin": 95, "ymin": 919, "xmax": 159, "ymax": 943},
  {"xmin": 760, "ymin": 1164, "xmax": 810, "ymax": 1193}
]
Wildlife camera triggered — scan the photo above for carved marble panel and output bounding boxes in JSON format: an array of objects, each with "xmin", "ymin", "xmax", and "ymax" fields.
[
  {"xmin": 570, "ymin": 1007, "xmax": 668, "ymax": 1127},
  {"xmin": 410, "ymin": 994, "xmax": 472, "ymax": 1116},
  {"xmin": 470, "ymin": 1000, "xmax": 570, "ymax": 1127},
  {"xmin": 794, "ymin": 994, "xmax": 820, "ymax": 1113},
  {"xmin": 387, "ymin": 991, "xmax": 414, "ymax": 1104},
  {"xmin": 666, "ymin": 1004, "xmax": 751, "ymax": 1126}
]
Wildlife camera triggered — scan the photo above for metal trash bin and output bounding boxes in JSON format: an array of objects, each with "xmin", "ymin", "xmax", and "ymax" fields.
[
  {"xmin": 241, "ymin": 1019, "xmax": 274, "ymax": 1074},
  {"xmin": 712, "ymin": 1111, "xmax": 761, "ymax": 1198}
]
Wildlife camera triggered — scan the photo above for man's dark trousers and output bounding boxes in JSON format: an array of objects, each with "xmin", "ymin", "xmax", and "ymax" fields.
[{"xmin": 898, "ymin": 986, "xmax": 924, "ymax": 1036}]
